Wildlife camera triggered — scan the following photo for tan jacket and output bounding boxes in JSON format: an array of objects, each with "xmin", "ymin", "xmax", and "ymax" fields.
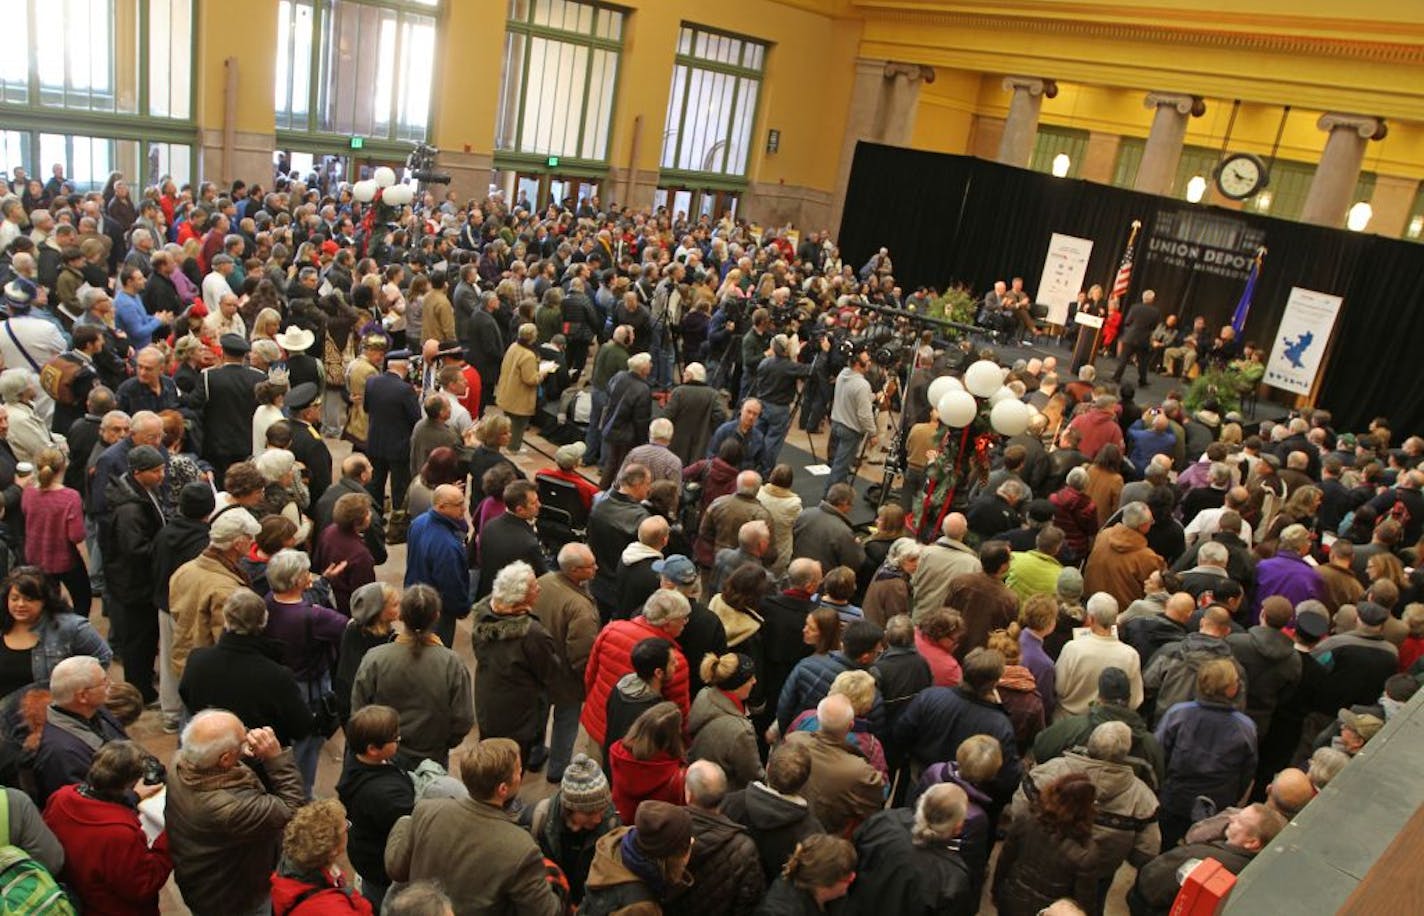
[
  {"xmin": 422, "ymin": 289, "xmax": 456, "ymax": 346},
  {"xmin": 1082, "ymin": 524, "xmax": 1166, "ymax": 610},
  {"xmin": 169, "ymin": 550, "xmax": 248, "ymax": 674},
  {"xmin": 166, "ymin": 749, "xmax": 305, "ymax": 915},
  {"xmin": 495, "ymin": 342, "xmax": 541, "ymax": 417},
  {"xmin": 784, "ymin": 729, "xmax": 884, "ymax": 835},
  {"xmin": 344, "ymin": 355, "xmax": 380, "ymax": 443},
  {"xmin": 531, "ymin": 571, "xmax": 600, "ymax": 705},
  {"xmin": 386, "ymin": 797, "xmax": 564, "ymax": 916},
  {"xmin": 910, "ymin": 538, "xmax": 982, "ymax": 622}
]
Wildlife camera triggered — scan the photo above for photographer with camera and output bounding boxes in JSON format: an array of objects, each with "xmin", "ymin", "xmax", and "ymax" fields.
[
  {"xmin": 824, "ymin": 346, "xmax": 880, "ymax": 497},
  {"xmin": 740, "ymin": 307, "xmax": 775, "ymax": 402},
  {"xmin": 755, "ymin": 333, "xmax": 827, "ymax": 477}
]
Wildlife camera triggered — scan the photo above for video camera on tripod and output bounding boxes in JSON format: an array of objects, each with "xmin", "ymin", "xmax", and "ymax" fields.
[{"xmin": 405, "ymin": 143, "xmax": 451, "ymax": 185}]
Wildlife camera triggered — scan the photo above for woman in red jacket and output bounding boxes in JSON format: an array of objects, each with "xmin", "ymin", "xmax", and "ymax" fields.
[
  {"xmin": 608, "ymin": 702, "xmax": 687, "ymax": 823},
  {"xmin": 270, "ymin": 798, "xmax": 373, "ymax": 915},
  {"xmin": 42, "ymin": 740, "xmax": 172, "ymax": 916}
]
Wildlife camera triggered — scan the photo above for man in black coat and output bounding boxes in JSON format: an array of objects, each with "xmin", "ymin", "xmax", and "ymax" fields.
[
  {"xmin": 662, "ymin": 364, "xmax": 727, "ymax": 467},
  {"xmin": 363, "ymin": 350, "xmax": 421, "ymax": 512},
  {"xmin": 848, "ymin": 786, "xmax": 974, "ymax": 916},
  {"xmin": 188, "ymin": 334, "xmax": 264, "ymax": 479},
  {"xmin": 464, "ymin": 290, "xmax": 505, "ymax": 411},
  {"xmin": 63, "ymin": 387, "xmax": 111, "ymax": 493},
  {"xmin": 141, "ymin": 251, "xmax": 185, "ymax": 317},
  {"xmin": 315, "ymin": 454, "xmax": 388, "ymax": 562},
  {"xmin": 101, "ymin": 446, "xmax": 168, "ymax": 704},
  {"xmin": 1113, "ymin": 290, "xmax": 1162, "ymax": 387},
  {"xmin": 587, "ymin": 466, "xmax": 652, "ymax": 621},
  {"xmin": 597, "ymin": 353, "xmax": 653, "ymax": 491},
  {"xmin": 476, "ymin": 480, "xmax": 549, "ymax": 601},
  {"xmin": 283, "ymin": 383, "xmax": 332, "ymax": 518}
]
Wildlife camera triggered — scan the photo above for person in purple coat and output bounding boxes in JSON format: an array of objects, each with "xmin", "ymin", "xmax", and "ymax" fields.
[{"xmin": 1252, "ymin": 524, "xmax": 1325, "ymax": 624}]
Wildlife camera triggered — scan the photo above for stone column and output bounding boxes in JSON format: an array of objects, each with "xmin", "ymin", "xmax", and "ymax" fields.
[
  {"xmin": 1300, "ymin": 112, "xmax": 1387, "ymax": 228},
  {"xmin": 830, "ymin": 59, "xmax": 934, "ymax": 233},
  {"xmin": 997, "ymin": 76, "xmax": 1056, "ymax": 168},
  {"xmin": 1134, "ymin": 92, "xmax": 1204, "ymax": 195}
]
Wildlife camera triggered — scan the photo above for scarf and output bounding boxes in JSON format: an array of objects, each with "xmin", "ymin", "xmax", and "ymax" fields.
[{"xmin": 620, "ymin": 829, "xmax": 668, "ymax": 897}]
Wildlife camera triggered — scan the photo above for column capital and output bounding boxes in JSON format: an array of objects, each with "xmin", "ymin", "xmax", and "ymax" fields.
[
  {"xmin": 1002, "ymin": 76, "xmax": 1058, "ymax": 99},
  {"xmin": 884, "ymin": 61, "xmax": 935, "ymax": 83},
  {"xmin": 1317, "ymin": 112, "xmax": 1388, "ymax": 141},
  {"xmin": 1143, "ymin": 92, "xmax": 1205, "ymax": 117}
]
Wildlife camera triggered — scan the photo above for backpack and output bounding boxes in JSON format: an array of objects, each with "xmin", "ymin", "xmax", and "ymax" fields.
[
  {"xmin": 38, "ymin": 354, "xmax": 84, "ymax": 407},
  {"xmin": 0, "ymin": 791, "xmax": 74, "ymax": 915}
]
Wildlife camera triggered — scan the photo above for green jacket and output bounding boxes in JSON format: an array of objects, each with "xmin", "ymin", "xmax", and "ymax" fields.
[
  {"xmin": 592, "ymin": 341, "xmax": 630, "ymax": 391},
  {"xmin": 1006, "ymin": 549, "xmax": 1064, "ymax": 605}
]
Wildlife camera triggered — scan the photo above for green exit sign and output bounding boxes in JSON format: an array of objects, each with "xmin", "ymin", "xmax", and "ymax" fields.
[
  {"xmin": 350, "ymin": 137, "xmax": 364, "ymax": 150},
  {"xmin": 547, "ymin": 156, "xmax": 560, "ymax": 168}
]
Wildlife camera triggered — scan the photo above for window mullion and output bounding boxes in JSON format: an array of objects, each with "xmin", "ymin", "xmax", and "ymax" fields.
[{"xmin": 674, "ymin": 65, "xmax": 692, "ymax": 171}]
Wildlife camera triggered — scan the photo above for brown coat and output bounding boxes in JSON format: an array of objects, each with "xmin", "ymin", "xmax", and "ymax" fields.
[
  {"xmin": 422, "ymin": 289, "xmax": 456, "ymax": 346},
  {"xmin": 386, "ymin": 797, "xmax": 564, "ymax": 916},
  {"xmin": 698, "ymin": 492, "xmax": 774, "ymax": 568},
  {"xmin": 165, "ymin": 749, "xmax": 305, "ymax": 915},
  {"xmin": 945, "ymin": 572, "xmax": 1019, "ymax": 660},
  {"xmin": 495, "ymin": 342, "xmax": 541, "ymax": 417},
  {"xmin": 1082, "ymin": 524, "xmax": 1166, "ymax": 610},
  {"xmin": 531, "ymin": 570, "xmax": 600, "ymax": 705},
  {"xmin": 784, "ymin": 729, "xmax": 884, "ymax": 835},
  {"xmin": 1318, "ymin": 562, "xmax": 1365, "ymax": 614}
]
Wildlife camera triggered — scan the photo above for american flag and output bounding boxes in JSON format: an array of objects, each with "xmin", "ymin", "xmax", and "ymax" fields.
[{"xmin": 1111, "ymin": 220, "xmax": 1141, "ymax": 300}]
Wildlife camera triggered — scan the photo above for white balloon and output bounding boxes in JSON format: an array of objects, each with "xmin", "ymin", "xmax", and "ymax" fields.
[
  {"xmin": 384, "ymin": 184, "xmax": 414, "ymax": 206},
  {"xmin": 964, "ymin": 359, "xmax": 1003, "ymax": 398},
  {"xmin": 351, "ymin": 180, "xmax": 377, "ymax": 203},
  {"xmin": 990, "ymin": 398, "xmax": 1031, "ymax": 437},
  {"xmin": 988, "ymin": 385, "xmax": 1015, "ymax": 406},
  {"xmin": 927, "ymin": 375, "xmax": 962, "ymax": 406},
  {"xmin": 373, "ymin": 166, "xmax": 396, "ymax": 188},
  {"xmin": 938, "ymin": 389, "xmax": 979, "ymax": 428}
]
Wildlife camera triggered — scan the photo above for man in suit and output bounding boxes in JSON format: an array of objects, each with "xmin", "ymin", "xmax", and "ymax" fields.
[
  {"xmin": 188, "ymin": 334, "xmax": 264, "ymax": 479},
  {"xmin": 283, "ymin": 383, "xmax": 332, "ymax": 519},
  {"xmin": 363, "ymin": 350, "xmax": 421, "ymax": 513},
  {"xmin": 465, "ymin": 290, "xmax": 505, "ymax": 411},
  {"xmin": 476, "ymin": 480, "xmax": 549, "ymax": 601},
  {"xmin": 1112, "ymin": 290, "xmax": 1161, "ymax": 387}
]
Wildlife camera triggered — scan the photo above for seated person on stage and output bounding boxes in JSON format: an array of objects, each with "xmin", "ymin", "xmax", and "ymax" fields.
[{"xmin": 1163, "ymin": 316, "xmax": 1208, "ymax": 379}]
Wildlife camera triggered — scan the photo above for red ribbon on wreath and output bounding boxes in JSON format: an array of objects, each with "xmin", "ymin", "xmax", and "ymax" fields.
[{"xmin": 924, "ymin": 425, "xmax": 973, "ymax": 539}]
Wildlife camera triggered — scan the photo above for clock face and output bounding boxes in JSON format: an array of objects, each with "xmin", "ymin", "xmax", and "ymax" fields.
[{"xmin": 1216, "ymin": 154, "xmax": 1268, "ymax": 201}]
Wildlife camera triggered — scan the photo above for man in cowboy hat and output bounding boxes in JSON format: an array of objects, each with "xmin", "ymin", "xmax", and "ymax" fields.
[
  {"xmin": 276, "ymin": 324, "xmax": 323, "ymax": 394},
  {"xmin": 284, "ymin": 382, "xmax": 331, "ymax": 510}
]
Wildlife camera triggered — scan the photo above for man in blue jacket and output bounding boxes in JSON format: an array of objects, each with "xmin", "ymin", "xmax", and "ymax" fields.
[{"xmin": 405, "ymin": 483, "xmax": 471, "ymax": 646}]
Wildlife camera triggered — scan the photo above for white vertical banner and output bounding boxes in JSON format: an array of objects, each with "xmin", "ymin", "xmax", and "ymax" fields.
[
  {"xmin": 1263, "ymin": 286, "xmax": 1343, "ymax": 395},
  {"xmin": 1035, "ymin": 233, "xmax": 1094, "ymax": 325}
]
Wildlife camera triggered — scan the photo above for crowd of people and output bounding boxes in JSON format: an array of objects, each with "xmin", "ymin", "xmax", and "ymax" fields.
[{"xmin": 0, "ymin": 159, "xmax": 1417, "ymax": 916}]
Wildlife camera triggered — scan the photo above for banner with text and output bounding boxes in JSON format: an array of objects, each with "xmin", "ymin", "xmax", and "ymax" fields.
[
  {"xmin": 1140, "ymin": 208, "xmax": 1267, "ymax": 328},
  {"xmin": 1264, "ymin": 286, "xmax": 1343, "ymax": 395},
  {"xmin": 1035, "ymin": 233, "xmax": 1094, "ymax": 325}
]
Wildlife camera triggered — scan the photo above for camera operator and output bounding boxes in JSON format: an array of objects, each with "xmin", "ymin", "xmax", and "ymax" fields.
[
  {"xmin": 706, "ymin": 295, "xmax": 745, "ymax": 395},
  {"xmin": 754, "ymin": 332, "xmax": 827, "ymax": 477},
  {"xmin": 800, "ymin": 311, "xmax": 843, "ymax": 433},
  {"xmin": 739, "ymin": 307, "xmax": 774, "ymax": 402},
  {"xmin": 824, "ymin": 345, "xmax": 879, "ymax": 496},
  {"xmin": 650, "ymin": 262, "xmax": 684, "ymax": 392}
]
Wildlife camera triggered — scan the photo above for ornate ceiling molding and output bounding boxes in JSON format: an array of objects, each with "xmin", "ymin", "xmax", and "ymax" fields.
[{"xmin": 861, "ymin": 8, "xmax": 1424, "ymax": 64}]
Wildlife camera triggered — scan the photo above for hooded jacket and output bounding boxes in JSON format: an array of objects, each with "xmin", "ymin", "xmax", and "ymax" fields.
[
  {"xmin": 1227, "ymin": 625, "xmax": 1303, "ymax": 735},
  {"xmin": 911, "ymin": 762, "xmax": 994, "ymax": 893},
  {"xmin": 1143, "ymin": 632, "xmax": 1247, "ymax": 725},
  {"xmin": 334, "ymin": 754, "xmax": 416, "ymax": 888},
  {"xmin": 1155, "ymin": 698, "xmax": 1257, "ymax": 818},
  {"xmin": 847, "ymin": 807, "xmax": 974, "ymax": 916},
  {"xmin": 41, "ymin": 783, "xmax": 173, "ymax": 916},
  {"xmin": 1012, "ymin": 751, "xmax": 1160, "ymax": 878},
  {"xmin": 604, "ymin": 672, "xmax": 664, "ymax": 754},
  {"xmin": 722, "ymin": 782, "xmax": 823, "ymax": 883},
  {"xmin": 688, "ymin": 687, "xmax": 764, "ymax": 790},
  {"xmin": 1082, "ymin": 523, "xmax": 1166, "ymax": 609},
  {"xmin": 270, "ymin": 865, "xmax": 373, "ymax": 915},
  {"xmin": 151, "ymin": 515, "xmax": 210, "ymax": 610},
  {"xmin": 616, "ymin": 542, "xmax": 665, "ymax": 616},
  {"xmin": 1032, "ymin": 702, "xmax": 1166, "ymax": 789},
  {"xmin": 470, "ymin": 603, "xmax": 563, "ymax": 751},
  {"xmin": 607, "ymin": 740, "xmax": 687, "ymax": 824},
  {"xmin": 582, "ymin": 826, "xmax": 687, "ymax": 916}
]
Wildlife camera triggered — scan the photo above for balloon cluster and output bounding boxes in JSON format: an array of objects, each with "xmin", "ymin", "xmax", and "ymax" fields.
[
  {"xmin": 926, "ymin": 359, "xmax": 1031, "ymax": 437},
  {"xmin": 351, "ymin": 166, "xmax": 415, "ymax": 206}
]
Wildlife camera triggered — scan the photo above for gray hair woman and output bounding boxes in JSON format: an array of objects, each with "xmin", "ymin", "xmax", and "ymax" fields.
[
  {"xmin": 254, "ymin": 448, "xmax": 313, "ymax": 544},
  {"xmin": 863, "ymin": 537, "xmax": 922, "ymax": 628},
  {"xmin": 261, "ymin": 550, "xmax": 349, "ymax": 793}
]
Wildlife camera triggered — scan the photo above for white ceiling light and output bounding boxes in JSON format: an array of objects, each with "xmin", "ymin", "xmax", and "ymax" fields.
[
  {"xmin": 1051, "ymin": 153, "xmax": 1071, "ymax": 177},
  {"xmin": 1347, "ymin": 201, "xmax": 1373, "ymax": 232},
  {"xmin": 1185, "ymin": 175, "xmax": 1207, "ymax": 203}
]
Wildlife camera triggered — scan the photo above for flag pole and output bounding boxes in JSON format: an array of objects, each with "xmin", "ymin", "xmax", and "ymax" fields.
[{"xmin": 1093, "ymin": 219, "xmax": 1140, "ymax": 361}]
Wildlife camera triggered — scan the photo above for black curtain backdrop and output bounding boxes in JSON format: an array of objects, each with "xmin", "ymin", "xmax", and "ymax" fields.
[{"xmin": 838, "ymin": 142, "xmax": 1424, "ymax": 434}]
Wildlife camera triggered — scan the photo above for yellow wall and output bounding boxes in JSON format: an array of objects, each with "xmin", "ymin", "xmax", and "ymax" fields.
[
  {"xmin": 428, "ymin": 1, "xmax": 505, "ymax": 156},
  {"xmin": 196, "ymin": 1, "xmax": 278, "ymax": 136},
  {"xmin": 910, "ymin": 68, "xmax": 981, "ymax": 154}
]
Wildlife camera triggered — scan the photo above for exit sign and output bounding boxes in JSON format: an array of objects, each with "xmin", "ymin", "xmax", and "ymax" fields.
[
  {"xmin": 350, "ymin": 137, "xmax": 364, "ymax": 150},
  {"xmin": 547, "ymin": 156, "xmax": 560, "ymax": 168}
]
